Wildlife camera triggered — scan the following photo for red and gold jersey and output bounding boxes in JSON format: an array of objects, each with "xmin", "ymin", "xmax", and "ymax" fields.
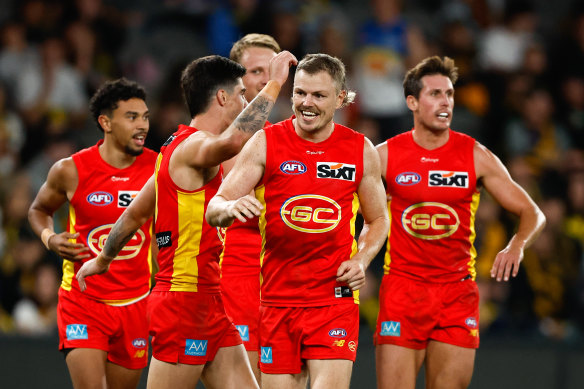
[
  {"xmin": 258, "ymin": 116, "xmax": 364, "ymax": 307},
  {"xmin": 153, "ymin": 125, "xmax": 223, "ymax": 293},
  {"xmin": 64, "ymin": 140, "xmax": 157, "ymax": 303},
  {"xmin": 219, "ymin": 121, "xmax": 272, "ymax": 278},
  {"xmin": 384, "ymin": 129, "xmax": 480, "ymax": 283}
]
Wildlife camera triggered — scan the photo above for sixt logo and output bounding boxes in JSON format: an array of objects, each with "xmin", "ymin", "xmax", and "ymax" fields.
[
  {"xmin": 132, "ymin": 338, "xmax": 147, "ymax": 348},
  {"xmin": 380, "ymin": 321, "xmax": 401, "ymax": 337},
  {"xmin": 87, "ymin": 224, "xmax": 146, "ymax": 258},
  {"xmin": 280, "ymin": 194, "xmax": 341, "ymax": 233},
  {"xmin": 395, "ymin": 172, "xmax": 421, "ymax": 186},
  {"xmin": 280, "ymin": 160, "xmax": 307, "ymax": 175},
  {"xmin": 236, "ymin": 325, "xmax": 249, "ymax": 341},
  {"xmin": 429, "ymin": 171, "xmax": 469, "ymax": 188},
  {"xmin": 118, "ymin": 191, "xmax": 139, "ymax": 207},
  {"xmin": 66, "ymin": 324, "xmax": 88, "ymax": 340},
  {"xmin": 329, "ymin": 328, "xmax": 347, "ymax": 338},
  {"xmin": 316, "ymin": 162, "xmax": 356, "ymax": 181},
  {"xmin": 401, "ymin": 202, "xmax": 460, "ymax": 240},
  {"xmin": 261, "ymin": 347, "xmax": 273, "ymax": 364},
  {"xmin": 185, "ymin": 339, "xmax": 207, "ymax": 356},
  {"xmin": 87, "ymin": 192, "xmax": 113, "ymax": 206}
]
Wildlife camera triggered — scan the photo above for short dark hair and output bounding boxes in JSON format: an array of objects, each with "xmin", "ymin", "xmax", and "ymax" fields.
[
  {"xmin": 89, "ymin": 78, "xmax": 147, "ymax": 132},
  {"xmin": 296, "ymin": 53, "xmax": 355, "ymax": 107},
  {"xmin": 180, "ymin": 55, "xmax": 246, "ymax": 118},
  {"xmin": 403, "ymin": 56, "xmax": 459, "ymax": 99}
]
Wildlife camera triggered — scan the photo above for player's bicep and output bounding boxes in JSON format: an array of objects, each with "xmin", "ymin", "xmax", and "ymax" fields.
[
  {"xmin": 217, "ymin": 131, "xmax": 266, "ymax": 201},
  {"xmin": 358, "ymin": 139, "xmax": 388, "ymax": 224},
  {"xmin": 125, "ymin": 175, "xmax": 156, "ymax": 225}
]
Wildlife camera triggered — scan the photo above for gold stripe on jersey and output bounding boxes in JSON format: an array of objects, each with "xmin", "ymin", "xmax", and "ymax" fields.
[
  {"xmin": 169, "ymin": 189, "xmax": 205, "ymax": 292},
  {"xmin": 255, "ymin": 185, "xmax": 267, "ymax": 292},
  {"xmin": 351, "ymin": 192, "xmax": 360, "ymax": 304},
  {"xmin": 467, "ymin": 192, "xmax": 481, "ymax": 281},
  {"xmin": 154, "ymin": 153, "xmax": 163, "ymax": 223},
  {"xmin": 61, "ymin": 204, "xmax": 78, "ymax": 291},
  {"xmin": 383, "ymin": 200, "xmax": 392, "ymax": 275}
]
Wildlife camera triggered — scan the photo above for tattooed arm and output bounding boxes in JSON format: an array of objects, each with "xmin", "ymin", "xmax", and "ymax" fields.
[{"xmin": 76, "ymin": 176, "xmax": 156, "ymax": 291}]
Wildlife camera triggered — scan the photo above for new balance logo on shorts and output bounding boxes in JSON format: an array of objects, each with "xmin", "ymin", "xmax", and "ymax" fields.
[
  {"xmin": 261, "ymin": 347, "xmax": 273, "ymax": 363},
  {"xmin": 66, "ymin": 324, "xmax": 88, "ymax": 340},
  {"xmin": 185, "ymin": 339, "xmax": 207, "ymax": 356},
  {"xmin": 380, "ymin": 321, "xmax": 401, "ymax": 337},
  {"xmin": 236, "ymin": 325, "xmax": 249, "ymax": 341}
]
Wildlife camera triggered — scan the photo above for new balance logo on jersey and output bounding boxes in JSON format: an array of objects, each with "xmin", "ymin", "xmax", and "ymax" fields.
[
  {"xmin": 380, "ymin": 321, "xmax": 401, "ymax": 337},
  {"xmin": 236, "ymin": 325, "xmax": 249, "ymax": 341},
  {"xmin": 428, "ymin": 171, "xmax": 469, "ymax": 188},
  {"xmin": 66, "ymin": 324, "xmax": 88, "ymax": 340},
  {"xmin": 261, "ymin": 347, "xmax": 273, "ymax": 363},
  {"xmin": 118, "ymin": 191, "xmax": 139, "ymax": 207},
  {"xmin": 317, "ymin": 162, "xmax": 356, "ymax": 181},
  {"xmin": 185, "ymin": 339, "xmax": 207, "ymax": 356}
]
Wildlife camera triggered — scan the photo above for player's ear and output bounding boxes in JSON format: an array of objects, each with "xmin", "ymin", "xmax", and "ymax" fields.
[
  {"xmin": 406, "ymin": 95, "xmax": 418, "ymax": 111},
  {"xmin": 216, "ymin": 89, "xmax": 228, "ymax": 106},
  {"xmin": 98, "ymin": 115, "xmax": 111, "ymax": 133}
]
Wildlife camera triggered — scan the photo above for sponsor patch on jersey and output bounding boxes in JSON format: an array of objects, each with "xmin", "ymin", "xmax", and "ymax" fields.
[
  {"xmin": 465, "ymin": 317, "xmax": 477, "ymax": 328},
  {"xmin": 132, "ymin": 338, "xmax": 147, "ymax": 348},
  {"xmin": 316, "ymin": 162, "xmax": 356, "ymax": 181},
  {"xmin": 156, "ymin": 231, "xmax": 172, "ymax": 248},
  {"xmin": 185, "ymin": 339, "xmax": 208, "ymax": 356},
  {"xmin": 118, "ymin": 191, "xmax": 139, "ymax": 208},
  {"xmin": 162, "ymin": 134, "xmax": 176, "ymax": 146},
  {"xmin": 380, "ymin": 321, "xmax": 401, "ymax": 337},
  {"xmin": 236, "ymin": 325, "xmax": 250, "ymax": 341},
  {"xmin": 87, "ymin": 191, "xmax": 113, "ymax": 206},
  {"xmin": 66, "ymin": 324, "xmax": 88, "ymax": 340},
  {"xmin": 334, "ymin": 286, "xmax": 353, "ymax": 298},
  {"xmin": 401, "ymin": 202, "xmax": 460, "ymax": 240},
  {"xmin": 329, "ymin": 328, "xmax": 347, "ymax": 338},
  {"xmin": 280, "ymin": 194, "xmax": 341, "ymax": 233},
  {"xmin": 261, "ymin": 347, "xmax": 273, "ymax": 363},
  {"xmin": 395, "ymin": 172, "xmax": 421, "ymax": 186},
  {"xmin": 280, "ymin": 160, "xmax": 307, "ymax": 175},
  {"xmin": 428, "ymin": 171, "xmax": 469, "ymax": 188}
]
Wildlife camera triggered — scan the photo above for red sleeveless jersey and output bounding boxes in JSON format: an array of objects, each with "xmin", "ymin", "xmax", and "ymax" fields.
[
  {"xmin": 219, "ymin": 122, "xmax": 272, "ymax": 278},
  {"xmin": 153, "ymin": 125, "xmax": 223, "ymax": 293},
  {"xmin": 64, "ymin": 140, "xmax": 157, "ymax": 303},
  {"xmin": 257, "ymin": 116, "xmax": 364, "ymax": 307},
  {"xmin": 384, "ymin": 129, "xmax": 480, "ymax": 283}
]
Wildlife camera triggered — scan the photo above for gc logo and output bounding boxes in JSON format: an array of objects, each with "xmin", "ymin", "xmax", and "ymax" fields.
[
  {"xmin": 87, "ymin": 224, "xmax": 146, "ymax": 259},
  {"xmin": 401, "ymin": 202, "xmax": 460, "ymax": 240},
  {"xmin": 280, "ymin": 194, "xmax": 341, "ymax": 233}
]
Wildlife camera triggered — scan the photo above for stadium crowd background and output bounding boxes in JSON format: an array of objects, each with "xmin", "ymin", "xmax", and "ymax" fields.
[{"xmin": 0, "ymin": 0, "xmax": 583, "ymax": 356}]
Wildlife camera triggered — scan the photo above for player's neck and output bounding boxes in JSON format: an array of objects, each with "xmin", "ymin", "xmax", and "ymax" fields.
[
  {"xmin": 98, "ymin": 140, "xmax": 136, "ymax": 169},
  {"xmin": 189, "ymin": 111, "xmax": 224, "ymax": 135},
  {"xmin": 411, "ymin": 126, "xmax": 449, "ymax": 150}
]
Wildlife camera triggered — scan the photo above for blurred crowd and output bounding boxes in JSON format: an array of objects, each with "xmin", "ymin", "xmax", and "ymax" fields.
[{"xmin": 0, "ymin": 0, "xmax": 583, "ymax": 343}]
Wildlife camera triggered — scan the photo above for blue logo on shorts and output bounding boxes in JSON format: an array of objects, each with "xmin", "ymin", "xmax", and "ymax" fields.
[
  {"xmin": 236, "ymin": 325, "xmax": 249, "ymax": 341},
  {"xmin": 261, "ymin": 347, "xmax": 273, "ymax": 363},
  {"xmin": 185, "ymin": 339, "xmax": 208, "ymax": 356},
  {"xmin": 380, "ymin": 321, "xmax": 401, "ymax": 337},
  {"xmin": 66, "ymin": 324, "xmax": 88, "ymax": 340}
]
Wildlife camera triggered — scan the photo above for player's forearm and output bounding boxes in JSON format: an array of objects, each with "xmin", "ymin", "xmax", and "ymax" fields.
[
  {"xmin": 356, "ymin": 215, "xmax": 390, "ymax": 269},
  {"xmin": 224, "ymin": 80, "xmax": 280, "ymax": 152},
  {"xmin": 101, "ymin": 211, "xmax": 143, "ymax": 263},
  {"xmin": 206, "ymin": 196, "xmax": 235, "ymax": 228},
  {"xmin": 508, "ymin": 203, "xmax": 546, "ymax": 251}
]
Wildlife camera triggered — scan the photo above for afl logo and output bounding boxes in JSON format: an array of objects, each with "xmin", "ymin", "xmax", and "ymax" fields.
[
  {"xmin": 328, "ymin": 328, "xmax": 347, "ymax": 338},
  {"xmin": 87, "ymin": 191, "xmax": 113, "ymax": 206},
  {"xmin": 280, "ymin": 160, "xmax": 307, "ymax": 175},
  {"xmin": 401, "ymin": 202, "xmax": 460, "ymax": 240},
  {"xmin": 280, "ymin": 194, "xmax": 341, "ymax": 233},
  {"xmin": 132, "ymin": 338, "xmax": 147, "ymax": 348},
  {"xmin": 87, "ymin": 224, "xmax": 146, "ymax": 259},
  {"xmin": 395, "ymin": 172, "xmax": 421, "ymax": 186}
]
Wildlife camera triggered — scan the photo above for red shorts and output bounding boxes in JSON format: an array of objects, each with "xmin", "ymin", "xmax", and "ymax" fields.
[
  {"xmin": 57, "ymin": 288, "xmax": 149, "ymax": 369},
  {"xmin": 374, "ymin": 274, "xmax": 480, "ymax": 349},
  {"xmin": 259, "ymin": 304, "xmax": 359, "ymax": 374},
  {"xmin": 148, "ymin": 290, "xmax": 242, "ymax": 365},
  {"xmin": 220, "ymin": 273, "xmax": 260, "ymax": 351}
]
